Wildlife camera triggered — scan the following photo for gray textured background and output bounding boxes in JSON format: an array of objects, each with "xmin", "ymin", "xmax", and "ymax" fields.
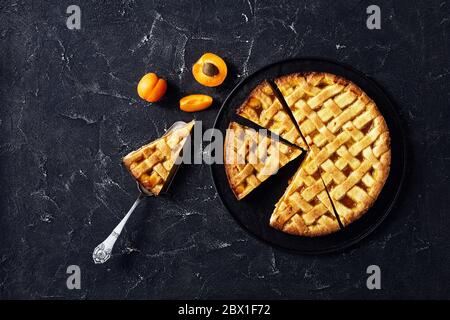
[{"xmin": 1, "ymin": 0, "xmax": 449, "ymax": 299}]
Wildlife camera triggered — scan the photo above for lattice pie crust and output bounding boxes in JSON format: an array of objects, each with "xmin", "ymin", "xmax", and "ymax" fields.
[{"xmin": 227, "ymin": 72, "xmax": 391, "ymax": 236}]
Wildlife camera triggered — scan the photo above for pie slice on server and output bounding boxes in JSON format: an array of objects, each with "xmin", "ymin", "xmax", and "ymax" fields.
[
  {"xmin": 275, "ymin": 72, "xmax": 391, "ymax": 226},
  {"xmin": 269, "ymin": 154, "xmax": 340, "ymax": 237},
  {"xmin": 123, "ymin": 120, "xmax": 195, "ymax": 195},
  {"xmin": 224, "ymin": 122, "xmax": 303, "ymax": 200},
  {"xmin": 236, "ymin": 80, "xmax": 308, "ymax": 150}
]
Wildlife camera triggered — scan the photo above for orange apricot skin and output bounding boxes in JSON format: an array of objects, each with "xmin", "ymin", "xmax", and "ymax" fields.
[
  {"xmin": 180, "ymin": 94, "xmax": 213, "ymax": 112},
  {"xmin": 146, "ymin": 79, "xmax": 167, "ymax": 102},
  {"xmin": 137, "ymin": 73, "xmax": 167, "ymax": 102},
  {"xmin": 192, "ymin": 53, "xmax": 227, "ymax": 87}
]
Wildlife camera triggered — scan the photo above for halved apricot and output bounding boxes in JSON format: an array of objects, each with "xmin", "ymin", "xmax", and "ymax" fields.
[
  {"xmin": 180, "ymin": 94, "xmax": 213, "ymax": 112},
  {"xmin": 192, "ymin": 53, "xmax": 227, "ymax": 87}
]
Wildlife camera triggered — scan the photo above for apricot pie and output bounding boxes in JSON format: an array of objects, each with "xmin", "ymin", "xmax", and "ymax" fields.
[
  {"xmin": 123, "ymin": 120, "xmax": 194, "ymax": 195},
  {"xmin": 224, "ymin": 122, "xmax": 302, "ymax": 200},
  {"xmin": 227, "ymin": 72, "xmax": 391, "ymax": 237}
]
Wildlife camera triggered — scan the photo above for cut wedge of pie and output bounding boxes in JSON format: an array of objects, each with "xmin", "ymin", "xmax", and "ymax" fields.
[
  {"xmin": 236, "ymin": 80, "xmax": 308, "ymax": 150},
  {"xmin": 275, "ymin": 72, "xmax": 391, "ymax": 227},
  {"xmin": 225, "ymin": 72, "xmax": 391, "ymax": 236},
  {"xmin": 224, "ymin": 122, "xmax": 302, "ymax": 200},
  {"xmin": 269, "ymin": 154, "xmax": 340, "ymax": 236},
  {"xmin": 123, "ymin": 120, "xmax": 195, "ymax": 195}
]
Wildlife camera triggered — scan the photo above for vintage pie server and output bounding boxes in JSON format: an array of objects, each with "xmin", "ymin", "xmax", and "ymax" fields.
[{"xmin": 92, "ymin": 121, "xmax": 189, "ymax": 264}]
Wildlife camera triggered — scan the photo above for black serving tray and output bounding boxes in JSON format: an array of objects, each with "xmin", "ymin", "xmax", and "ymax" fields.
[{"xmin": 210, "ymin": 57, "xmax": 406, "ymax": 254}]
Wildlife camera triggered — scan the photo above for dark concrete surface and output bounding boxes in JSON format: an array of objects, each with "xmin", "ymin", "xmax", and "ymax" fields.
[{"xmin": 0, "ymin": 0, "xmax": 449, "ymax": 299}]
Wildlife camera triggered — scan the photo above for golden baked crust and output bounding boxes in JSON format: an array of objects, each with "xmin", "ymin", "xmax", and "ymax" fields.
[
  {"xmin": 275, "ymin": 72, "xmax": 391, "ymax": 227},
  {"xmin": 269, "ymin": 154, "xmax": 340, "ymax": 236},
  {"xmin": 224, "ymin": 122, "xmax": 302, "ymax": 200},
  {"xmin": 236, "ymin": 81, "xmax": 308, "ymax": 150},
  {"xmin": 123, "ymin": 120, "xmax": 194, "ymax": 195}
]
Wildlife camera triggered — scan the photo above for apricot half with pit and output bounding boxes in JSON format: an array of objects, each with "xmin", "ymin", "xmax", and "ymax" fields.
[{"xmin": 192, "ymin": 53, "xmax": 227, "ymax": 87}]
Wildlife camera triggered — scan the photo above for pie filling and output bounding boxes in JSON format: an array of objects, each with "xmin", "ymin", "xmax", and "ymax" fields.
[{"xmin": 341, "ymin": 195, "xmax": 357, "ymax": 209}]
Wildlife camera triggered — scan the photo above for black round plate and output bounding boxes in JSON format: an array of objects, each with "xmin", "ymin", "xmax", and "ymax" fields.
[{"xmin": 210, "ymin": 57, "xmax": 406, "ymax": 254}]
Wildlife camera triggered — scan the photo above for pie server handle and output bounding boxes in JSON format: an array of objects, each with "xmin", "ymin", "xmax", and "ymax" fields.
[{"xmin": 92, "ymin": 193, "xmax": 145, "ymax": 264}]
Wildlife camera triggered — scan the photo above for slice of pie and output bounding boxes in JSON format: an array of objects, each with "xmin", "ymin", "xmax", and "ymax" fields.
[
  {"xmin": 123, "ymin": 120, "xmax": 195, "ymax": 195},
  {"xmin": 224, "ymin": 122, "xmax": 302, "ymax": 200},
  {"xmin": 269, "ymin": 154, "xmax": 340, "ymax": 236},
  {"xmin": 275, "ymin": 72, "xmax": 390, "ymax": 226},
  {"xmin": 236, "ymin": 80, "xmax": 308, "ymax": 150}
]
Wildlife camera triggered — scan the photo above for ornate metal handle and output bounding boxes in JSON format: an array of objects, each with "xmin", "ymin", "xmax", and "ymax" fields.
[{"xmin": 92, "ymin": 193, "xmax": 144, "ymax": 264}]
